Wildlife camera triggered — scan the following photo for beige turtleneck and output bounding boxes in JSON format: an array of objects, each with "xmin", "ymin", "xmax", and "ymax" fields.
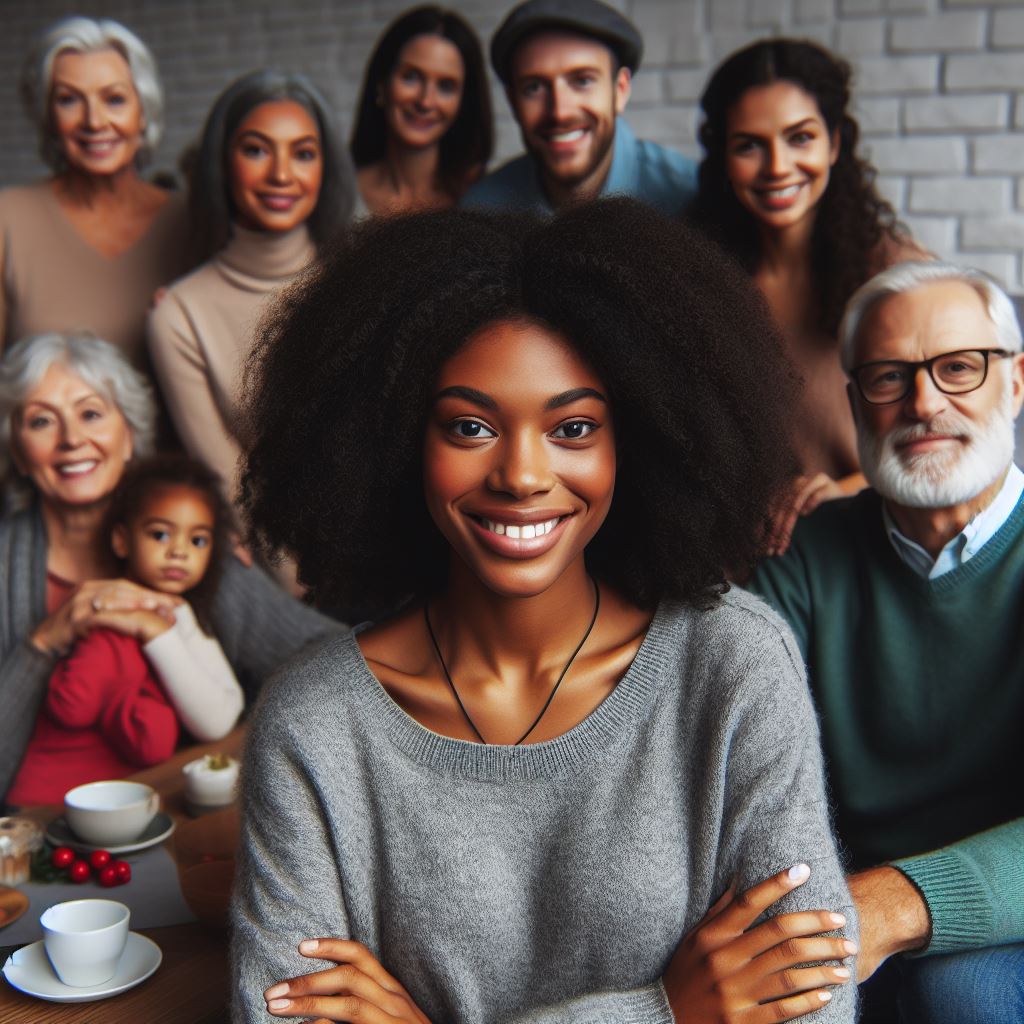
[{"xmin": 147, "ymin": 224, "xmax": 315, "ymax": 504}]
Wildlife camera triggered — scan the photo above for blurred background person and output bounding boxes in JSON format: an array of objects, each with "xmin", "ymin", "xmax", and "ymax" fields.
[
  {"xmin": 351, "ymin": 5, "xmax": 492, "ymax": 215},
  {"xmin": 690, "ymin": 39, "xmax": 926, "ymax": 551},
  {"xmin": 0, "ymin": 17, "xmax": 190, "ymax": 367},
  {"xmin": 147, "ymin": 70, "xmax": 355, "ymax": 521}
]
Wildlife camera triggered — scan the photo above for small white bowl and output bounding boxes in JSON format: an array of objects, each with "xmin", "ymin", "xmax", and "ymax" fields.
[{"xmin": 64, "ymin": 781, "xmax": 159, "ymax": 847}]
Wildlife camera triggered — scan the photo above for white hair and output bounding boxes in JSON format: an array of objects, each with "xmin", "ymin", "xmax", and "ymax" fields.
[
  {"xmin": 0, "ymin": 333, "xmax": 156, "ymax": 508},
  {"xmin": 20, "ymin": 16, "xmax": 164, "ymax": 171},
  {"xmin": 839, "ymin": 261, "xmax": 1023, "ymax": 371},
  {"xmin": 858, "ymin": 388, "xmax": 1016, "ymax": 509}
]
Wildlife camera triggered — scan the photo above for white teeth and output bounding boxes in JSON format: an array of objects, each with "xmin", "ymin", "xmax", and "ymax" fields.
[
  {"xmin": 551, "ymin": 129, "xmax": 585, "ymax": 143},
  {"xmin": 58, "ymin": 461, "xmax": 97, "ymax": 475},
  {"xmin": 764, "ymin": 185, "xmax": 801, "ymax": 198},
  {"xmin": 482, "ymin": 517, "xmax": 560, "ymax": 539}
]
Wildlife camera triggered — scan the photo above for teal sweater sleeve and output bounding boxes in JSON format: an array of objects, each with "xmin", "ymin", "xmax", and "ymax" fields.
[{"xmin": 893, "ymin": 818, "xmax": 1024, "ymax": 956}]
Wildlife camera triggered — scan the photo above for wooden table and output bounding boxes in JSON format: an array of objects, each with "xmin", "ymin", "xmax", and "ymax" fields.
[{"xmin": 0, "ymin": 729, "xmax": 245, "ymax": 1024}]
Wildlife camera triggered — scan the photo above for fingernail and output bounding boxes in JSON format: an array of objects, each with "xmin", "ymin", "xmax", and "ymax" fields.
[
  {"xmin": 787, "ymin": 863, "xmax": 810, "ymax": 883},
  {"xmin": 829, "ymin": 913, "xmax": 846, "ymax": 926},
  {"xmin": 835, "ymin": 967, "xmax": 851, "ymax": 979},
  {"xmin": 299, "ymin": 939, "xmax": 318, "ymax": 954},
  {"xmin": 264, "ymin": 984, "xmax": 288, "ymax": 999},
  {"xmin": 843, "ymin": 940, "xmax": 859, "ymax": 954},
  {"xmin": 267, "ymin": 999, "xmax": 291, "ymax": 1011},
  {"xmin": 818, "ymin": 991, "xmax": 832, "ymax": 1003}
]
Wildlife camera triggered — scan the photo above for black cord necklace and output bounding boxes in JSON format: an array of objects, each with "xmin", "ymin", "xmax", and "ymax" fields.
[{"xmin": 423, "ymin": 577, "xmax": 601, "ymax": 746}]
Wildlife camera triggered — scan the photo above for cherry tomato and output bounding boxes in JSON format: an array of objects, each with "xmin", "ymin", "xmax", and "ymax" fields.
[
  {"xmin": 98, "ymin": 865, "xmax": 119, "ymax": 888},
  {"xmin": 113, "ymin": 860, "xmax": 131, "ymax": 884},
  {"xmin": 68, "ymin": 860, "xmax": 91, "ymax": 884},
  {"xmin": 51, "ymin": 846, "xmax": 75, "ymax": 870},
  {"xmin": 89, "ymin": 849, "xmax": 112, "ymax": 870}
]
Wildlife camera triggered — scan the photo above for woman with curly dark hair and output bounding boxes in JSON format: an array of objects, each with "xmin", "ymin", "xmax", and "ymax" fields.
[
  {"xmin": 690, "ymin": 39, "xmax": 926, "ymax": 551},
  {"xmin": 350, "ymin": 5, "xmax": 492, "ymax": 215},
  {"xmin": 231, "ymin": 201, "xmax": 858, "ymax": 1024}
]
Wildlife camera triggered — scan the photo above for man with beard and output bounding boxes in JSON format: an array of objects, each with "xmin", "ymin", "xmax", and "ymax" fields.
[
  {"xmin": 750, "ymin": 261, "xmax": 1024, "ymax": 1024},
  {"xmin": 462, "ymin": 0, "xmax": 696, "ymax": 215}
]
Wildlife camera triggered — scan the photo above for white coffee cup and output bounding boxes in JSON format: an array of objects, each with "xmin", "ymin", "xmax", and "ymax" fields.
[
  {"xmin": 64, "ymin": 781, "xmax": 159, "ymax": 847},
  {"xmin": 41, "ymin": 899, "xmax": 130, "ymax": 987}
]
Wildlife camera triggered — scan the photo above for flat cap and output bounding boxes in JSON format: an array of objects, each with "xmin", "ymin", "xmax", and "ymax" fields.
[{"xmin": 491, "ymin": 0, "xmax": 644, "ymax": 83}]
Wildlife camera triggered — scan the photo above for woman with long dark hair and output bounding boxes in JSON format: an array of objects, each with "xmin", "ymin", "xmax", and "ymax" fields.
[
  {"xmin": 690, "ymin": 39, "xmax": 925, "ymax": 550},
  {"xmin": 147, "ymin": 70, "xmax": 355, "ymax": 514},
  {"xmin": 351, "ymin": 6, "xmax": 492, "ymax": 214}
]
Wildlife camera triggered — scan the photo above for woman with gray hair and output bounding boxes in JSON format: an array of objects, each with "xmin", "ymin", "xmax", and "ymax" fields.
[
  {"xmin": 148, "ymin": 69, "xmax": 355, "ymax": 522},
  {"xmin": 0, "ymin": 332, "xmax": 341, "ymax": 807},
  {"xmin": 0, "ymin": 16, "xmax": 190, "ymax": 366}
]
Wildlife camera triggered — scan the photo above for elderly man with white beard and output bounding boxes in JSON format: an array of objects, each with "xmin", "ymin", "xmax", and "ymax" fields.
[{"xmin": 749, "ymin": 261, "xmax": 1024, "ymax": 1024}]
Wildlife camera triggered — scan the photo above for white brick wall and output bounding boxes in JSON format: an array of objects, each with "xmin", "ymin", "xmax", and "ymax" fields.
[{"xmin": 0, "ymin": 0, "xmax": 1021, "ymax": 293}]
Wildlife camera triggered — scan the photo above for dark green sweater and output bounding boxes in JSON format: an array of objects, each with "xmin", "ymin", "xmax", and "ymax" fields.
[{"xmin": 749, "ymin": 489, "xmax": 1024, "ymax": 955}]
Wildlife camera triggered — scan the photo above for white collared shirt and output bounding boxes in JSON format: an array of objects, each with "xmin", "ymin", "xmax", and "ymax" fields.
[{"xmin": 883, "ymin": 463, "xmax": 1024, "ymax": 579}]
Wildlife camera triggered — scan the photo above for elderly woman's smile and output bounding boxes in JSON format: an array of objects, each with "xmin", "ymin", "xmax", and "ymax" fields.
[{"xmin": 13, "ymin": 361, "xmax": 133, "ymax": 507}]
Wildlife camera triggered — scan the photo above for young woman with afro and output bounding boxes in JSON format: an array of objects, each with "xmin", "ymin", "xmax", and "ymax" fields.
[{"xmin": 231, "ymin": 199, "xmax": 859, "ymax": 1024}]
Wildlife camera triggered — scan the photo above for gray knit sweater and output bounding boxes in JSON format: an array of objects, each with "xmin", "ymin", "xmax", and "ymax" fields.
[
  {"xmin": 231, "ymin": 589, "xmax": 857, "ymax": 1023},
  {"xmin": 0, "ymin": 504, "xmax": 342, "ymax": 802}
]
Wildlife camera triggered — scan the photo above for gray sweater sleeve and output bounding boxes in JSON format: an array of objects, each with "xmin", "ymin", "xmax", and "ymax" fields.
[
  {"xmin": 0, "ymin": 509, "xmax": 57, "ymax": 802},
  {"xmin": 231, "ymin": 691, "xmax": 353, "ymax": 1024},
  {"xmin": 712, "ymin": 600, "xmax": 858, "ymax": 1021}
]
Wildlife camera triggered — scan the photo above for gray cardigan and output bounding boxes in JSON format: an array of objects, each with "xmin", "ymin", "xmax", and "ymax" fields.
[
  {"xmin": 232, "ymin": 589, "xmax": 857, "ymax": 1023},
  {"xmin": 0, "ymin": 504, "xmax": 342, "ymax": 802}
]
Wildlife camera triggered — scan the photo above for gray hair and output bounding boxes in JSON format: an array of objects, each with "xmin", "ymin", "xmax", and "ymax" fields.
[
  {"xmin": 20, "ymin": 16, "xmax": 164, "ymax": 171},
  {"xmin": 839, "ymin": 260, "xmax": 1023, "ymax": 371},
  {"xmin": 0, "ymin": 333, "xmax": 156, "ymax": 507}
]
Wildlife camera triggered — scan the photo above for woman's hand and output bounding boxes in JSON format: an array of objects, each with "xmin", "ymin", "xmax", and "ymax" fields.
[
  {"xmin": 30, "ymin": 579, "xmax": 181, "ymax": 656},
  {"xmin": 766, "ymin": 472, "xmax": 867, "ymax": 557},
  {"xmin": 264, "ymin": 939, "xmax": 432, "ymax": 1023},
  {"xmin": 662, "ymin": 864, "xmax": 856, "ymax": 1023}
]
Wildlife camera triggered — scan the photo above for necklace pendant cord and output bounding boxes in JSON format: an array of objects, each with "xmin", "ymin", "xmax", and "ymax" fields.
[{"xmin": 423, "ymin": 577, "xmax": 602, "ymax": 746}]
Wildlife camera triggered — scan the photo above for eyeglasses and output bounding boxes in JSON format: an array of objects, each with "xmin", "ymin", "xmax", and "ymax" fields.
[{"xmin": 849, "ymin": 348, "xmax": 1013, "ymax": 405}]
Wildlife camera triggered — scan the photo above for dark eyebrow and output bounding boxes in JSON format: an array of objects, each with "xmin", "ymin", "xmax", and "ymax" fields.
[
  {"xmin": 434, "ymin": 386, "xmax": 497, "ymax": 410},
  {"xmin": 545, "ymin": 387, "xmax": 607, "ymax": 410},
  {"xmin": 236, "ymin": 130, "xmax": 319, "ymax": 147}
]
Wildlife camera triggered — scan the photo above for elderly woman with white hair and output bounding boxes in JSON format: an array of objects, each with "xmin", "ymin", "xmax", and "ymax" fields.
[
  {"xmin": 0, "ymin": 16, "xmax": 190, "ymax": 365},
  {"xmin": 0, "ymin": 331, "xmax": 341, "ymax": 808}
]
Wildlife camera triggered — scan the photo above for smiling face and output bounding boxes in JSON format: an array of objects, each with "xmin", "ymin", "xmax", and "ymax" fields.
[
  {"xmin": 49, "ymin": 48, "xmax": 144, "ymax": 177},
  {"xmin": 851, "ymin": 280, "xmax": 1024, "ymax": 510},
  {"xmin": 228, "ymin": 100, "xmax": 323, "ymax": 233},
  {"xmin": 724, "ymin": 80, "xmax": 838, "ymax": 234},
  {"xmin": 384, "ymin": 33, "xmax": 465, "ymax": 150},
  {"xmin": 507, "ymin": 31, "xmax": 631, "ymax": 203},
  {"xmin": 423, "ymin": 319, "xmax": 616, "ymax": 598},
  {"xmin": 112, "ymin": 485, "xmax": 215, "ymax": 594},
  {"xmin": 12, "ymin": 362, "xmax": 133, "ymax": 510}
]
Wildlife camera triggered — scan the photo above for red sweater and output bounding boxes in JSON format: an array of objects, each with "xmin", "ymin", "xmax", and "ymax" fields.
[{"xmin": 7, "ymin": 629, "xmax": 179, "ymax": 806}]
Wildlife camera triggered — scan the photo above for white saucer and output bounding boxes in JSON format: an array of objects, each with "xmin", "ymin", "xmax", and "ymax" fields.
[
  {"xmin": 45, "ymin": 812, "xmax": 175, "ymax": 855},
  {"xmin": 2, "ymin": 931, "xmax": 161, "ymax": 1003}
]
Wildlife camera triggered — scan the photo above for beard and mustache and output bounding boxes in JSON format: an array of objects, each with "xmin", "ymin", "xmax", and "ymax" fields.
[{"xmin": 858, "ymin": 381, "xmax": 1017, "ymax": 509}]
